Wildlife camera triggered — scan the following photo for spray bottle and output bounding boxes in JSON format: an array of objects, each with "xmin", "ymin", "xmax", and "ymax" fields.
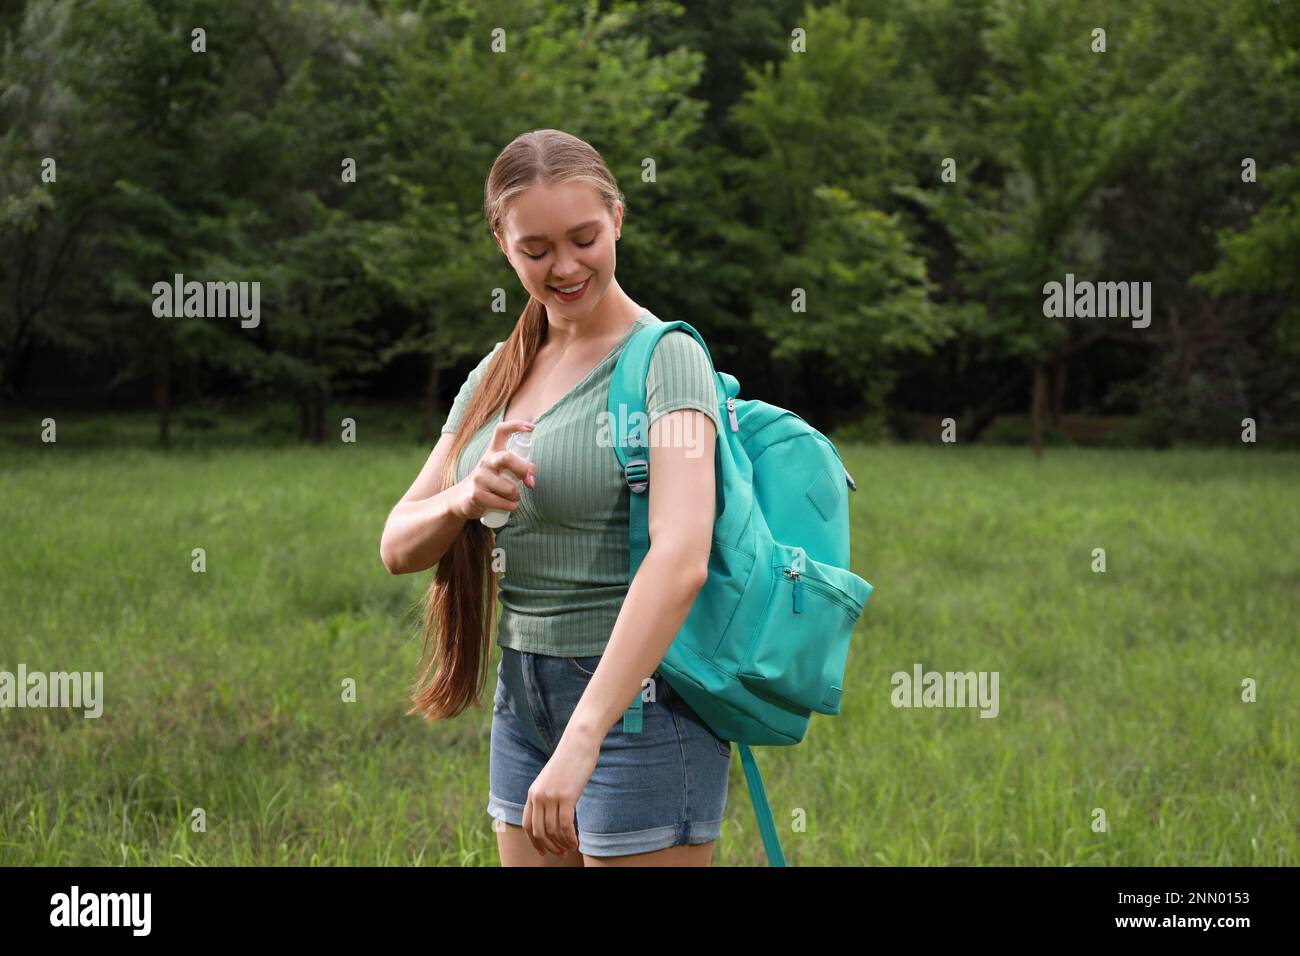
[{"xmin": 480, "ymin": 430, "xmax": 534, "ymax": 529}]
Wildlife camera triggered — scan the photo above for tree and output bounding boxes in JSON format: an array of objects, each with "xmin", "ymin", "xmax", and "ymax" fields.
[
  {"xmin": 911, "ymin": 0, "xmax": 1197, "ymax": 452},
  {"xmin": 727, "ymin": 0, "xmax": 954, "ymax": 422}
]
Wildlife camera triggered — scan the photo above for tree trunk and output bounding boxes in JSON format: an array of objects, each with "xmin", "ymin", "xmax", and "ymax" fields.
[
  {"xmin": 311, "ymin": 382, "xmax": 327, "ymax": 444},
  {"xmin": 1051, "ymin": 358, "xmax": 1067, "ymax": 428},
  {"xmin": 422, "ymin": 351, "xmax": 441, "ymax": 445},
  {"xmin": 154, "ymin": 346, "xmax": 172, "ymax": 449},
  {"xmin": 296, "ymin": 384, "xmax": 327, "ymax": 443},
  {"xmin": 319, "ymin": 387, "xmax": 328, "ymax": 444},
  {"xmin": 1030, "ymin": 364, "xmax": 1047, "ymax": 458},
  {"xmin": 962, "ymin": 369, "xmax": 1030, "ymax": 442},
  {"xmin": 1, "ymin": 325, "xmax": 35, "ymax": 403}
]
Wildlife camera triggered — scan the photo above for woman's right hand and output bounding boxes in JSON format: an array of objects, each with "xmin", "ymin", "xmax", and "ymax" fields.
[{"xmin": 449, "ymin": 419, "xmax": 537, "ymax": 521}]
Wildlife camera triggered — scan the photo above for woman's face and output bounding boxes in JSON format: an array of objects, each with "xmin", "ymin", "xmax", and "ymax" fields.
[{"xmin": 494, "ymin": 181, "xmax": 622, "ymax": 319}]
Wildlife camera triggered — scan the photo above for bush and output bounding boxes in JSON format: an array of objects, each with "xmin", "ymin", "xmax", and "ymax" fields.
[
  {"xmin": 175, "ymin": 408, "xmax": 222, "ymax": 431},
  {"xmin": 829, "ymin": 409, "xmax": 895, "ymax": 445},
  {"xmin": 978, "ymin": 415, "xmax": 1070, "ymax": 446}
]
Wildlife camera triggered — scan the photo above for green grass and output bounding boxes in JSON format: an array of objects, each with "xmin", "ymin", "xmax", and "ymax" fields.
[{"xmin": 0, "ymin": 412, "xmax": 1296, "ymax": 865}]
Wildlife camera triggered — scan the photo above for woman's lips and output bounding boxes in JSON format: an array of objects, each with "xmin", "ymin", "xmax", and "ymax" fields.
[{"xmin": 550, "ymin": 277, "xmax": 591, "ymax": 301}]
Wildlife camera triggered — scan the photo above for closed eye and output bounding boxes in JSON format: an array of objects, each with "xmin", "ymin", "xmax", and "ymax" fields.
[{"xmin": 524, "ymin": 238, "xmax": 595, "ymax": 260}]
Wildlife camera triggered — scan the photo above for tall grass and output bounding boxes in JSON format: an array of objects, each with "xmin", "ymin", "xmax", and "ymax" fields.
[{"xmin": 1, "ymin": 414, "xmax": 1295, "ymax": 864}]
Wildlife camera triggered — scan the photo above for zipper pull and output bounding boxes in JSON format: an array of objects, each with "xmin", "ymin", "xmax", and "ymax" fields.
[
  {"xmin": 786, "ymin": 568, "xmax": 803, "ymax": 613},
  {"xmin": 726, "ymin": 397, "xmax": 739, "ymax": 432}
]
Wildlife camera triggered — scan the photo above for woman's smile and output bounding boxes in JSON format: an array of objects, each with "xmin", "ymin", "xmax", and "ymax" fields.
[{"xmin": 550, "ymin": 276, "xmax": 591, "ymax": 301}]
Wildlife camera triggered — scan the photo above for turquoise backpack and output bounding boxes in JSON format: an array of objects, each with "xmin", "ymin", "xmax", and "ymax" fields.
[{"xmin": 607, "ymin": 319, "xmax": 874, "ymax": 867}]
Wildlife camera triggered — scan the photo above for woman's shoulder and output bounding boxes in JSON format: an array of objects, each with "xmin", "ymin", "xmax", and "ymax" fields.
[
  {"xmin": 442, "ymin": 340, "xmax": 507, "ymax": 435},
  {"xmin": 467, "ymin": 339, "xmax": 507, "ymax": 381},
  {"xmin": 650, "ymin": 324, "xmax": 710, "ymax": 363},
  {"xmin": 635, "ymin": 311, "xmax": 706, "ymax": 349}
]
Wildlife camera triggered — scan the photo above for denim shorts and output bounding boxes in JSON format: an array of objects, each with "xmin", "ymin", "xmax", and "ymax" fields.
[{"xmin": 486, "ymin": 645, "xmax": 731, "ymax": 857}]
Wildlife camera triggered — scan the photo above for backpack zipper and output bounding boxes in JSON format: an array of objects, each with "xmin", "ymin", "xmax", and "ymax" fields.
[
  {"xmin": 726, "ymin": 397, "xmax": 738, "ymax": 432},
  {"xmin": 784, "ymin": 568, "xmax": 803, "ymax": 612},
  {"xmin": 783, "ymin": 567, "xmax": 860, "ymax": 615}
]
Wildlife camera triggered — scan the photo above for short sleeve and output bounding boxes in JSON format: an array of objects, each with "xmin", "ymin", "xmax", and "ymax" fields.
[
  {"xmin": 442, "ymin": 341, "xmax": 505, "ymax": 435},
  {"xmin": 645, "ymin": 331, "xmax": 721, "ymax": 434}
]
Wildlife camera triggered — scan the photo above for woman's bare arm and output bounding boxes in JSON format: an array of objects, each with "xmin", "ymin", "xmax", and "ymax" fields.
[
  {"xmin": 561, "ymin": 409, "xmax": 717, "ymax": 745},
  {"xmin": 509, "ymin": 409, "xmax": 716, "ymax": 855},
  {"xmin": 380, "ymin": 421, "xmax": 537, "ymax": 575},
  {"xmin": 379, "ymin": 432, "xmax": 469, "ymax": 575}
]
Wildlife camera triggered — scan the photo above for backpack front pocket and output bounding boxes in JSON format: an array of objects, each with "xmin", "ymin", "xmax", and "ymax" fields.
[{"xmin": 737, "ymin": 544, "xmax": 872, "ymax": 715}]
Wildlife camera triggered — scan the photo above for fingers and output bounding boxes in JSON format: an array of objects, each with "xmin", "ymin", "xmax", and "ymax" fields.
[
  {"xmin": 473, "ymin": 420, "xmax": 537, "ymax": 512},
  {"xmin": 551, "ymin": 801, "xmax": 577, "ymax": 855},
  {"xmin": 522, "ymin": 798, "xmax": 549, "ymax": 857},
  {"xmin": 469, "ymin": 459, "xmax": 528, "ymax": 516},
  {"xmin": 521, "ymin": 799, "xmax": 543, "ymax": 857},
  {"xmin": 488, "ymin": 419, "xmax": 535, "ymax": 453},
  {"xmin": 490, "ymin": 450, "xmax": 534, "ymax": 484},
  {"xmin": 539, "ymin": 799, "xmax": 566, "ymax": 855},
  {"xmin": 474, "ymin": 489, "xmax": 520, "ymax": 515},
  {"xmin": 523, "ymin": 794, "xmax": 573, "ymax": 857},
  {"xmin": 478, "ymin": 465, "xmax": 522, "ymax": 503},
  {"xmin": 561, "ymin": 805, "xmax": 579, "ymax": 853},
  {"xmin": 539, "ymin": 800, "xmax": 576, "ymax": 854}
]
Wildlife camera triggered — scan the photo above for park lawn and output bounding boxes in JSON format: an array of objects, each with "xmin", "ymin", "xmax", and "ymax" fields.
[{"xmin": 0, "ymin": 427, "xmax": 1296, "ymax": 865}]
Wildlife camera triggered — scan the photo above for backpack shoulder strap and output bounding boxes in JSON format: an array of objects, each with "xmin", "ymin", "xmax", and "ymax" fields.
[
  {"xmin": 608, "ymin": 317, "xmax": 722, "ymax": 583},
  {"xmin": 606, "ymin": 320, "xmax": 691, "ymax": 735},
  {"xmin": 608, "ymin": 318, "xmax": 722, "ymax": 482},
  {"xmin": 608, "ymin": 318, "xmax": 788, "ymax": 867},
  {"xmin": 740, "ymin": 744, "xmax": 788, "ymax": 866}
]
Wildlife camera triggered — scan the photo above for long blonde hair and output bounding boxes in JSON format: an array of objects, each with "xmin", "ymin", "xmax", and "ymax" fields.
[{"xmin": 406, "ymin": 129, "xmax": 627, "ymax": 721}]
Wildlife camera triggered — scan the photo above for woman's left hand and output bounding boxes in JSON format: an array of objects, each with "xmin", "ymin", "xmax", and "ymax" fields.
[{"xmin": 522, "ymin": 732, "xmax": 601, "ymax": 857}]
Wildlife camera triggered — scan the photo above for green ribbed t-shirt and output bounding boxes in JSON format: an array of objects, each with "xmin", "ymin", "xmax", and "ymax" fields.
[{"xmin": 441, "ymin": 309, "xmax": 721, "ymax": 657}]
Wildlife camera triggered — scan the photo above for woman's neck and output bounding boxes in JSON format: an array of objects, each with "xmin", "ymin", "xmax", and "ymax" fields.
[{"xmin": 543, "ymin": 282, "xmax": 642, "ymax": 348}]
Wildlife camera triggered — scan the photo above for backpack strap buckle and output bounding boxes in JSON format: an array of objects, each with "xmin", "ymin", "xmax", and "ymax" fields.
[
  {"xmin": 622, "ymin": 691, "xmax": 643, "ymax": 733},
  {"xmin": 623, "ymin": 457, "xmax": 649, "ymax": 494}
]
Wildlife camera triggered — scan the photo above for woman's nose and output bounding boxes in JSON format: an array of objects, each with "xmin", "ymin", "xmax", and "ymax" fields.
[{"xmin": 551, "ymin": 252, "xmax": 581, "ymax": 278}]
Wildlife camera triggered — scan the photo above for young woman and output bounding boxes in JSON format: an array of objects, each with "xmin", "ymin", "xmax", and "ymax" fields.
[{"xmin": 380, "ymin": 129, "xmax": 730, "ymax": 867}]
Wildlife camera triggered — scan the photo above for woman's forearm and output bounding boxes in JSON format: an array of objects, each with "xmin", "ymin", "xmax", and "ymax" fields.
[
  {"xmin": 563, "ymin": 545, "xmax": 709, "ymax": 747},
  {"xmin": 380, "ymin": 484, "xmax": 469, "ymax": 574}
]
